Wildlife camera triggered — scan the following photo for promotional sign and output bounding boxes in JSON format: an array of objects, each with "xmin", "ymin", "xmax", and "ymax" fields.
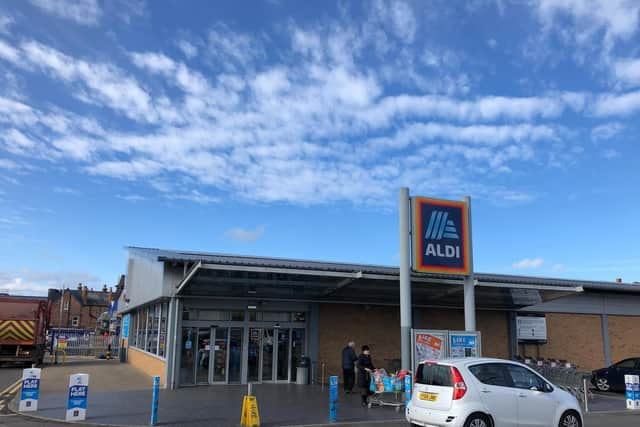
[
  {"xmin": 19, "ymin": 368, "xmax": 41, "ymax": 412},
  {"xmin": 121, "ymin": 314, "xmax": 130, "ymax": 339},
  {"xmin": 516, "ymin": 316, "xmax": 547, "ymax": 341},
  {"xmin": 412, "ymin": 197, "xmax": 470, "ymax": 275},
  {"xmin": 57, "ymin": 336, "xmax": 68, "ymax": 350},
  {"xmin": 625, "ymin": 375, "xmax": 638, "ymax": 410},
  {"xmin": 449, "ymin": 333, "xmax": 480, "ymax": 358},
  {"xmin": 66, "ymin": 373, "xmax": 89, "ymax": 421},
  {"xmin": 404, "ymin": 374, "xmax": 412, "ymax": 406},
  {"xmin": 413, "ymin": 330, "xmax": 447, "ymax": 372}
]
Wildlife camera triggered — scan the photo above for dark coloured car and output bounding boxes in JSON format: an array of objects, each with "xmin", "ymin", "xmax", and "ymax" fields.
[{"xmin": 591, "ymin": 358, "xmax": 640, "ymax": 392}]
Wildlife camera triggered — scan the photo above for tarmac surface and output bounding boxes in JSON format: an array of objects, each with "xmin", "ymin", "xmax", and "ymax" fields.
[{"xmin": 1, "ymin": 359, "xmax": 640, "ymax": 426}]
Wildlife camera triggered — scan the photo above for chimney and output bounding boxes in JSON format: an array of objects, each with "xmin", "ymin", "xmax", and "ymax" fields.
[
  {"xmin": 77, "ymin": 282, "xmax": 83, "ymax": 291},
  {"xmin": 102, "ymin": 284, "xmax": 107, "ymax": 293},
  {"xmin": 82, "ymin": 285, "xmax": 88, "ymax": 305},
  {"xmin": 616, "ymin": 278, "xmax": 622, "ymax": 283}
]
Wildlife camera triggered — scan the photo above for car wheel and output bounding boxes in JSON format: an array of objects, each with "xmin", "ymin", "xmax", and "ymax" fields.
[
  {"xmin": 464, "ymin": 413, "xmax": 490, "ymax": 427},
  {"xmin": 559, "ymin": 410, "xmax": 582, "ymax": 427},
  {"xmin": 595, "ymin": 377, "xmax": 610, "ymax": 392}
]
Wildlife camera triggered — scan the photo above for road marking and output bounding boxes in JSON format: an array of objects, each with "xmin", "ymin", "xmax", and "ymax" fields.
[{"xmin": 1, "ymin": 379, "xmax": 22, "ymax": 397}]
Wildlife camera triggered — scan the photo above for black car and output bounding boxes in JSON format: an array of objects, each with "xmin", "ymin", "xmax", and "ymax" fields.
[{"xmin": 591, "ymin": 357, "xmax": 640, "ymax": 392}]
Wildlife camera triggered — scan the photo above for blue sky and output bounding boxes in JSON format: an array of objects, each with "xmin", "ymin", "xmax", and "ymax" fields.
[{"xmin": 1, "ymin": 0, "xmax": 639, "ymax": 295}]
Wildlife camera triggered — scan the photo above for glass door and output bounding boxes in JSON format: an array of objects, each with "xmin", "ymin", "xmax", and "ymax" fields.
[
  {"xmin": 228, "ymin": 327, "xmax": 244, "ymax": 383},
  {"xmin": 291, "ymin": 328, "xmax": 305, "ymax": 382},
  {"xmin": 261, "ymin": 328, "xmax": 274, "ymax": 381},
  {"xmin": 247, "ymin": 328, "xmax": 261, "ymax": 382},
  {"xmin": 196, "ymin": 328, "xmax": 211, "ymax": 384},
  {"xmin": 276, "ymin": 328, "xmax": 290, "ymax": 381},
  {"xmin": 212, "ymin": 327, "xmax": 228, "ymax": 383},
  {"xmin": 179, "ymin": 327, "xmax": 196, "ymax": 385}
]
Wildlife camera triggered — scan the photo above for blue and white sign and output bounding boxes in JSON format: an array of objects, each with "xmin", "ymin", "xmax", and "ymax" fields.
[
  {"xmin": 449, "ymin": 333, "xmax": 480, "ymax": 358},
  {"xmin": 122, "ymin": 314, "xmax": 130, "ymax": 339},
  {"xmin": 19, "ymin": 368, "xmax": 41, "ymax": 412},
  {"xmin": 329, "ymin": 375, "xmax": 338, "ymax": 423},
  {"xmin": 404, "ymin": 374, "xmax": 412, "ymax": 406},
  {"xmin": 66, "ymin": 373, "xmax": 89, "ymax": 421}
]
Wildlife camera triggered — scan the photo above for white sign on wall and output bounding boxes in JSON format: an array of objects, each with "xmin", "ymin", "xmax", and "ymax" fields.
[{"xmin": 516, "ymin": 316, "xmax": 547, "ymax": 341}]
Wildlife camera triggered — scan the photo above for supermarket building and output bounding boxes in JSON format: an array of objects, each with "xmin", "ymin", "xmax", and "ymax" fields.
[{"xmin": 117, "ymin": 246, "xmax": 640, "ymax": 389}]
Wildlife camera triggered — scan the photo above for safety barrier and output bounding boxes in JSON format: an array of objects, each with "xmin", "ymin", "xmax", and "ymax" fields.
[{"xmin": 49, "ymin": 329, "xmax": 120, "ymax": 357}]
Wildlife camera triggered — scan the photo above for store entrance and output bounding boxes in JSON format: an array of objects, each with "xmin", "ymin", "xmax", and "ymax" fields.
[{"xmin": 179, "ymin": 325, "xmax": 305, "ymax": 385}]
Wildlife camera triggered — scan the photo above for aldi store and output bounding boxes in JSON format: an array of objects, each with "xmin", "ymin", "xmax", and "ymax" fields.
[{"xmin": 117, "ymin": 246, "xmax": 640, "ymax": 389}]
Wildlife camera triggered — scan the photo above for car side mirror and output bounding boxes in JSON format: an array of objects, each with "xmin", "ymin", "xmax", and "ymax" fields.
[{"xmin": 543, "ymin": 383, "xmax": 553, "ymax": 393}]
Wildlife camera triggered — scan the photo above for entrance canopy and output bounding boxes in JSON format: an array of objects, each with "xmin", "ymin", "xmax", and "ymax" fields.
[{"xmin": 127, "ymin": 247, "xmax": 640, "ymax": 311}]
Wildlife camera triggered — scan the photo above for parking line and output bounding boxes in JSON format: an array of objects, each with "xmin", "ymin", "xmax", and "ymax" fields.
[{"xmin": 1, "ymin": 378, "xmax": 22, "ymax": 397}]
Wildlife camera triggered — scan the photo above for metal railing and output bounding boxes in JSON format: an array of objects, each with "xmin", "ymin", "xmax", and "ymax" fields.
[{"xmin": 48, "ymin": 328, "xmax": 120, "ymax": 357}]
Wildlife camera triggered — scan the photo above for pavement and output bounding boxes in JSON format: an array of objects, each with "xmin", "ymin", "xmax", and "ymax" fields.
[{"xmin": 1, "ymin": 360, "xmax": 640, "ymax": 427}]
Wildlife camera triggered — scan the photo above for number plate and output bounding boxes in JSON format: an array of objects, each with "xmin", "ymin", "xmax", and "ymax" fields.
[{"xmin": 419, "ymin": 392, "xmax": 438, "ymax": 401}]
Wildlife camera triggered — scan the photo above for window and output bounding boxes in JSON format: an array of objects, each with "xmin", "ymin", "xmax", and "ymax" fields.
[
  {"xmin": 506, "ymin": 365, "xmax": 546, "ymax": 391},
  {"xmin": 416, "ymin": 364, "xmax": 453, "ymax": 386},
  {"xmin": 231, "ymin": 311, "xmax": 245, "ymax": 321},
  {"xmin": 469, "ymin": 363, "xmax": 512, "ymax": 387},
  {"xmin": 614, "ymin": 359, "xmax": 636, "ymax": 369},
  {"xmin": 130, "ymin": 301, "xmax": 169, "ymax": 359},
  {"xmin": 71, "ymin": 316, "xmax": 80, "ymax": 327},
  {"xmin": 199, "ymin": 310, "xmax": 228, "ymax": 321},
  {"xmin": 159, "ymin": 302, "xmax": 167, "ymax": 357},
  {"xmin": 63, "ymin": 297, "xmax": 69, "ymax": 312}
]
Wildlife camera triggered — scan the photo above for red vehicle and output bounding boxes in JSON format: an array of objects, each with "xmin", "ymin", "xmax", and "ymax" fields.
[{"xmin": 0, "ymin": 295, "xmax": 50, "ymax": 366}]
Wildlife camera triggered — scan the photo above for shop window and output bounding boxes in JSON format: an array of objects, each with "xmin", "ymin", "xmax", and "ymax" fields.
[
  {"xmin": 159, "ymin": 302, "xmax": 168, "ymax": 357},
  {"xmin": 71, "ymin": 316, "xmax": 80, "ymax": 327},
  {"xmin": 136, "ymin": 307, "xmax": 147, "ymax": 352},
  {"xmin": 292, "ymin": 312, "xmax": 306, "ymax": 322},
  {"xmin": 146, "ymin": 306, "xmax": 160, "ymax": 354},
  {"xmin": 231, "ymin": 311, "xmax": 245, "ymax": 321},
  {"xmin": 262, "ymin": 312, "xmax": 290, "ymax": 322}
]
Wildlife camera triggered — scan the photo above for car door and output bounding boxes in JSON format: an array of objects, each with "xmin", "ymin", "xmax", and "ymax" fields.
[
  {"xmin": 467, "ymin": 363, "xmax": 518, "ymax": 427},
  {"xmin": 505, "ymin": 364, "xmax": 556, "ymax": 427},
  {"xmin": 610, "ymin": 359, "xmax": 637, "ymax": 390}
]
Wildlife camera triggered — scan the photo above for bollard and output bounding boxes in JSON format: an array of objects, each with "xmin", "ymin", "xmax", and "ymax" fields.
[
  {"xmin": 150, "ymin": 375, "xmax": 160, "ymax": 425},
  {"xmin": 404, "ymin": 374, "xmax": 412, "ymax": 406},
  {"xmin": 329, "ymin": 375, "xmax": 338, "ymax": 423},
  {"xmin": 582, "ymin": 377, "xmax": 589, "ymax": 413}
]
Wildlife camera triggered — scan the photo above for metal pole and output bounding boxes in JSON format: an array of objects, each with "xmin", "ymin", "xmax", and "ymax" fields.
[
  {"xmin": 399, "ymin": 187, "xmax": 412, "ymax": 370},
  {"xmin": 583, "ymin": 377, "xmax": 589, "ymax": 413},
  {"xmin": 463, "ymin": 196, "xmax": 476, "ymax": 332}
]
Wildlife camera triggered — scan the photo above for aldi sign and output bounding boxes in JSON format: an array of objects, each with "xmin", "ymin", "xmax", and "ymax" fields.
[{"xmin": 412, "ymin": 197, "xmax": 470, "ymax": 275}]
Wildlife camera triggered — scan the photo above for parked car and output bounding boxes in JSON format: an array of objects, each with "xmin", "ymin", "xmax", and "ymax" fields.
[
  {"xmin": 591, "ymin": 357, "xmax": 640, "ymax": 392},
  {"xmin": 406, "ymin": 357, "xmax": 582, "ymax": 427}
]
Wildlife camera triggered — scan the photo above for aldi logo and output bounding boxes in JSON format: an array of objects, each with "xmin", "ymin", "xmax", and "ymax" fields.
[{"xmin": 413, "ymin": 197, "xmax": 470, "ymax": 275}]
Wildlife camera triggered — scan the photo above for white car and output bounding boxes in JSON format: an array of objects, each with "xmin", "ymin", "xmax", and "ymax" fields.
[{"xmin": 406, "ymin": 357, "xmax": 583, "ymax": 427}]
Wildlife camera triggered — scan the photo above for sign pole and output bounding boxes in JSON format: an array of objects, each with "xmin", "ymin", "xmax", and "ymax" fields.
[
  {"xmin": 399, "ymin": 187, "xmax": 412, "ymax": 371},
  {"xmin": 463, "ymin": 196, "xmax": 476, "ymax": 332}
]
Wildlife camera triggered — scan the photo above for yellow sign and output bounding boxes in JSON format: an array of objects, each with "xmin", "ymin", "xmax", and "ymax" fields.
[{"xmin": 240, "ymin": 395, "xmax": 260, "ymax": 427}]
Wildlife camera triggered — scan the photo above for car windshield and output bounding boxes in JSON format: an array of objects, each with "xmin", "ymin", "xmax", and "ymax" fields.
[{"xmin": 614, "ymin": 359, "xmax": 636, "ymax": 368}]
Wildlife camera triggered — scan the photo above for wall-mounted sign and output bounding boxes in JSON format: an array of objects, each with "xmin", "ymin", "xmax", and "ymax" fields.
[
  {"xmin": 516, "ymin": 316, "xmax": 547, "ymax": 341},
  {"xmin": 412, "ymin": 197, "xmax": 470, "ymax": 275},
  {"xmin": 121, "ymin": 314, "xmax": 130, "ymax": 339},
  {"xmin": 413, "ymin": 330, "xmax": 447, "ymax": 371}
]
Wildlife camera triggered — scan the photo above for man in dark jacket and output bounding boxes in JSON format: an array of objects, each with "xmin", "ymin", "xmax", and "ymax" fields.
[{"xmin": 341, "ymin": 341, "xmax": 357, "ymax": 393}]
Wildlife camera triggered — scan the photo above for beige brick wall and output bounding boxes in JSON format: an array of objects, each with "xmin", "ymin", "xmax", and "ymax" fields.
[
  {"xmin": 128, "ymin": 346, "xmax": 166, "ymax": 386},
  {"xmin": 608, "ymin": 315, "xmax": 640, "ymax": 365},
  {"xmin": 519, "ymin": 313, "xmax": 605, "ymax": 371}
]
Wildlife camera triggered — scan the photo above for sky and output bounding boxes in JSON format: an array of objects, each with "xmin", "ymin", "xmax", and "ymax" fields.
[{"xmin": 1, "ymin": 0, "xmax": 640, "ymax": 296}]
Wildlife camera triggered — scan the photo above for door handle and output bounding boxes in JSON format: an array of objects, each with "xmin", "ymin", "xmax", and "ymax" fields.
[
  {"xmin": 518, "ymin": 393, "xmax": 527, "ymax": 398},
  {"xmin": 480, "ymin": 389, "xmax": 491, "ymax": 393}
]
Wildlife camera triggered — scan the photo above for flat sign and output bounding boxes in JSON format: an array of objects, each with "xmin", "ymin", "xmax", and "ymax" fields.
[
  {"xmin": 19, "ymin": 368, "xmax": 41, "ymax": 412},
  {"xmin": 516, "ymin": 316, "xmax": 547, "ymax": 341},
  {"xmin": 66, "ymin": 373, "xmax": 89, "ymax": 421},
  {"xmin": 412, "ymin": 197, "xmax": 470, "ymax": 275}
]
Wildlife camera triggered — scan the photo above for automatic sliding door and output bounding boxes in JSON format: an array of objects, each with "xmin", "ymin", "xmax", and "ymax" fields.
[
  {"xmin": 262, "ymin": 329, "xmax": 274, "ymax": 381},
  {"xmin": 247, "ymin": 328, "xmax": 261, "ymax": 382},
  {"xmin": 277, "ymin": 329, "xmax": 290, "ymax": 381},
  {"xmin": 196, "ymin": 328, "xmax": 211, "ymax": 384},
  {"xmin": 229, "ymin": 327, "xmax": 243, "ymax": 383},
  {"xmin": 179, "ymin": 327, "xmax": 196, "ymax": 385},
  {"xmin": 212, "ymin": 328, "xmax": 228, "ymax": 383}
]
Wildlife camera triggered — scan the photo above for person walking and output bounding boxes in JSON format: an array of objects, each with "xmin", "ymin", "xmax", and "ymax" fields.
[
  {"xmin": 357, "ymin": 345, "xmax": 375, "ymax": 407},
  {"xmin": 341, "ymin": 341, "xmax": 357, "ymax": 393}
]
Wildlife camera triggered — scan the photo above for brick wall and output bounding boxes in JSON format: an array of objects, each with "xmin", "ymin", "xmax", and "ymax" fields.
[
  {"xmin": 608, "ymin": 315, "xmax": 640, "ymax": 365},
  {"xmin": 49, "ymin": 291, "xmax": 109, "ymax": 330},
  {"xmin": 128, "ymin": 346, "xmax": 167, "ymax": 386},
  {"xmin": 318, "ymin": 304, "xmax": 511, "ymax": 382},
  {"xmin": 520, "ymin": 313, "xmax": 605, "ymax": 371}
]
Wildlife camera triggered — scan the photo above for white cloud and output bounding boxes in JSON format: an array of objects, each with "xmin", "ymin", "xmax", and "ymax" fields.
[
  {"xmin": 591, "ymin": 122, "xmax": 624, "ymax": 141},
  {"xmin": 224, "ymin": 225, "xmax": 266, "ymax": 242},
  {"xmin": 88, "ymin": 159, "xmax": 163, "ymax": 180},
  {"xmin": 512, "ymin": 257, "xmax": 545, "ymax": 269},
  {"xmin": 593, "ymin": 91, "xmax": 640, "ymax": 116},
  {"xmin": 165, "ymin": 190, "xmax": 220, "ymax": 205},
  {"xmin": 0, "ymin": 269, "xmax": 101, "ymax": 296},
  {"xmin": 53, "ymin": 186, "xmax": 80, "ymax": 194},
  {"xmin": 487, "ymin": 38, "xmax": 498, "ymax": 48},
  {"xmin": 116, "ymin": 194, "xmax": 146, "ymax": 202},
  {"xmin": 614, "ymin": 58, "xmax": 640, "ymax": 87},
  {"xmin": 603, "ymin": 148, "xmax": 620, "ymax": 159},
  {"xmin": 0, "ymin": 13, "xmax": 13, "ymax": 34},
  {"xmin": 30, "ymin": 0, "xmax": 102, "ymax": 27},
  {"xmin": 177, "ymin": 40, "xmax": 198, "ymax": 59}
]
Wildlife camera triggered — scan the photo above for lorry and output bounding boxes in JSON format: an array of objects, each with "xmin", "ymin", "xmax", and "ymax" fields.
[{"xmin": 0, "ymin": 295, "xmax": 50, "ymax": 366}]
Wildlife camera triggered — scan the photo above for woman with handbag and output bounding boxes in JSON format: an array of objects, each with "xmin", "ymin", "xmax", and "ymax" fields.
[{"xmin": 357, "ymin": 345, "xmax": 375, "ymax": 407}]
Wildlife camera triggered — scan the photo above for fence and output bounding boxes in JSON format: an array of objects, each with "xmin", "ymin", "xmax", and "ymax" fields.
[{"xmin": 49, "ymin": 328, "xmax": 120, "ymax": 357}]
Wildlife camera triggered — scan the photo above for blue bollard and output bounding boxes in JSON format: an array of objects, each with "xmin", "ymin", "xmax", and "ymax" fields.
[
  {"xmin": 329, "ymin": 375, "xmax": 338, "ymax": 423},
  {"xmin": 404, "ymin": 374, "xmax": 412, "ymax": 406},
  {"xmin": 150, "ymin": 375, "xmax": 160, "ymax": 426}
]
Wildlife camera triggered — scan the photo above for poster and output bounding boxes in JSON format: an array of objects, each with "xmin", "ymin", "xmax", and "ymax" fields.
[
  {"xmin": 449, "ymin": 334, "xmax": 478, "ymax": 358},
  {"xmin": 414, "ymin": 332, "xmax": 445, "ymax": 362}
]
